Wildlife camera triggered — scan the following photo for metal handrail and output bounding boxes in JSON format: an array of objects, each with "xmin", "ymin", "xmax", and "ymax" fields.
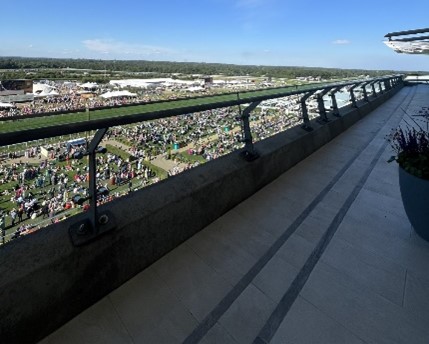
[
  {"xmin": 0, "ymin": 76, "xmax": 401, "ymax": 146},
  {"xmin": 0, "ymin": 75, "xmax": 403, "ymax": 246}
]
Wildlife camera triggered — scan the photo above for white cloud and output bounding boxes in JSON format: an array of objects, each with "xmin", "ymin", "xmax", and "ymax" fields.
[
  {"xmin": 332, "ymin": 39, "xmax": 351, "ymax": 45},
  {"xmin": 82, "ymin": 39, "xmax": 174, "ymax": 57}
]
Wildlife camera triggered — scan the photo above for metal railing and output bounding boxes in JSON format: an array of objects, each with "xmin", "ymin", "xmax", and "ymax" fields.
[{"xmin": 0, "ymin": 75, "xmax": 403, "ymax": 246}]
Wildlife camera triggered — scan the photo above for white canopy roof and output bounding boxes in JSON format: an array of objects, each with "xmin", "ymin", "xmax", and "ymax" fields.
[
  {"xmin": 187, "ymin": 86, "xmax": 205, "ymax": 92},
  {"xmin": 33, "ymin": 83, "xmax": 60, "ymax": 98},
  {"xmin": 78, "ymin": 82, "xmax": 99, "ymax": 89},
  {"xmin": 384, "ymin": 40, "xmax": 429, "ymax": 54},
  {"xmin": 100, "ymin": 90, "xmax": 137, "ymax": 99},
  {"xmin": 0, "ymin": 102, "xmax": 15, "ymax": 108}
]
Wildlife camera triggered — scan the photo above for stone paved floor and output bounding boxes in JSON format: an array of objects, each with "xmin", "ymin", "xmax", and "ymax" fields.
[{"xmin": 40, "ymin": 85, "xmax": 429, "ymax": 344}]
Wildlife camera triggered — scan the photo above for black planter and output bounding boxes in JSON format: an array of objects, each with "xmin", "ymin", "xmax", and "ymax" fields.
[{"xmin": 399, "ymin": 166, "xmax": 429, "ymax": 241}]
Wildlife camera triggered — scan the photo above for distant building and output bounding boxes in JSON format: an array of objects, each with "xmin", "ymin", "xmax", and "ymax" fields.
[
  {"xmin": 202, "ymin": 76, "xmax": 213, "ymax": 87},
  {"xmin": 0, "ymin": 79, "xmax": 33, "ymax": 94},
  {"xmin": 0, "ymin": 79, "xmax": 34, "ymax": 102}
]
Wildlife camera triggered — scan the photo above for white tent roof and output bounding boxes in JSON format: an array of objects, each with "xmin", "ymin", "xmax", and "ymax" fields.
[
  {"xmin": 0, "ymin": 102, "xmax": 15, "ymax": 108},
  {"xmin": 187, "ymin": 86, "xmax": 205, "ymax": 92},
  {"xmin": 100, "ymin": 90, "xmax": 137, "ymax": 99},
  {"xmin": 33, "ymin": 83, "xmax": 60, "ymax": 98},
  {"xmin": 78, "ymin": 82, "xmax": 99, "ymax": 89}
]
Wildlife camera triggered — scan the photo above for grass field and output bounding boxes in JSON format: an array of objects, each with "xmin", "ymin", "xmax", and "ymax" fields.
[{"xmin": 0, "ymin": 82, "xmax": 333, "ymax": 138}]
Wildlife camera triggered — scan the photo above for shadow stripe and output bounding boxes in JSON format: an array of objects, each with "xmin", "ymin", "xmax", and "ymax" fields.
[
  {"xmin": 182, "ymin": 86, "xmax": 412, "ymax": 344},
  {"xmin": 253, "ymin": 86, "xmax": 416, "ymax": 344}
]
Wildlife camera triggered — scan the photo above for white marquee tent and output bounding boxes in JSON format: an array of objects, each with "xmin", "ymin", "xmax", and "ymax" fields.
[{"xmin": 100, "ymin": 90, "xmax": 137, "ymax": 99}]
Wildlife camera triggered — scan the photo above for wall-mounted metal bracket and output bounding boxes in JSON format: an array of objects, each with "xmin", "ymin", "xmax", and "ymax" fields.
[
  {"xmin": 69, "ymin": 128, "xmax": 117, "ymax": 246},
  {"xmin": 69, "ymin": 210, "xmax": 116, "ymax": 246}
]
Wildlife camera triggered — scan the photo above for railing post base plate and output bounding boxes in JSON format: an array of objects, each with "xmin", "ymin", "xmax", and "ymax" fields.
[
  {"xmin": 301, "ymin": 124, "xmax": 313, "ymax": 132},
  {"xmin": 69, "ymin": 211, "xmax": 116, "ymax": 247},
  {"xmin": 240, "ymin": 150, "xmax": 259, "ymax": 162}
]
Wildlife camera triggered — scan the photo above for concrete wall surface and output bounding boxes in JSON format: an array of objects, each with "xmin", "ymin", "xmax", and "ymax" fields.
[{"xmin": 0, "ymin": 85, "xmax": 401, "ymax": 343}]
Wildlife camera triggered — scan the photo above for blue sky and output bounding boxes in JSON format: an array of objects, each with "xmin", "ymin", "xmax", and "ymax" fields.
[{"xmin": 2, "ymin": 0, "xmax": 429, "ymax": 71}]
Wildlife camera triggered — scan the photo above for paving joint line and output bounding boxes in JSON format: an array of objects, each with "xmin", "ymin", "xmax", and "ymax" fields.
[{"xmin": 182, "ymin": 87, "xmax": 413, "ymax": 344}]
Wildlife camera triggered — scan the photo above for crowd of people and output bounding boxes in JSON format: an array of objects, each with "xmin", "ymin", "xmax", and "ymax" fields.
[
  {"xmin": 0, "ymin": 79, "xmax": 320, "ymax": 244},
  {"xmin": 0, "ymin": 141, "xmax": 160, "ymax": 242}
]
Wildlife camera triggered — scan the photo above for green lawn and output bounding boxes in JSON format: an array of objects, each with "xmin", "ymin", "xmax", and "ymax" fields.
[{"xmin": 0, "ymin": 82, "xmax": 335, "ymax": 137}]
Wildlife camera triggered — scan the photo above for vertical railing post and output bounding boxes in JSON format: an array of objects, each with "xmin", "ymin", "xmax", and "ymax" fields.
[
  {"xmin": 88, "ymin": 142, "xmax": 99, "ymax": 230},
  {"xmin": 300, "ymin": 91, "xmax": 315, "ymax": 131},
  {"xmin": 69, "ymin": 128, "xmax": 116, "ymax": 246},
  {"xmin": 316, "ymin": 93, "xmax": 328, "ymax": 122},
  {"xmin": 349, "ymin": 85, "xmax": 358, "ymax": 108},
  {"xmin": 371, "ymin": 82, "xmax": 377, "ymax": 97},
  {"xmin": 237, "ymin": 94, "xmax": 261, "ymax": 161},
  {"xmin": 314, "ymin": 87, "xmax": 334, "ymax": 123},
  {"xmin": 330, "ymin": 92, "xmax": 340, "ymax": 117},
  {"xmin": 361, "ymin": 83, "xmax": 369, "ymax": 102},
  {"xmin": 378, "ymin": 81, "xmax": 383, "ymax": 94}
]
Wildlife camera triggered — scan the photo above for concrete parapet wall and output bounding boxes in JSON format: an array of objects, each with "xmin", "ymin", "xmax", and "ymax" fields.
[{"xmin": 0, "ymin": 85, "xmax": 401, "ymax": 343}]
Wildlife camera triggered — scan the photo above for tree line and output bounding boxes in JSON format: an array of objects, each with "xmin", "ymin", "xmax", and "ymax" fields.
[{"xmin": 0, "ymin": 56, "xmax": 419, "ymax": 81}]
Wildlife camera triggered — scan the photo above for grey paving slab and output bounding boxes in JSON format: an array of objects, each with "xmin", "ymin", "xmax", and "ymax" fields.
[
  {"xmin": 213, "ymin": 209, "xmax": 277, "ymax": 258},
  {"xmin": 306, "ymin": 201, "xmax": 339, "ymax": 226},
  {"xmin": 108, "ymin": 266, "xmax": 199, "ymax": 342},
  {"xmin": 353, "ymin": 188, "xmax": 408, "ymax": 218},
  {"xmin": 218, "ymin": 284, "xmax": 276, "ymax": 344},
  {"xmin": 270, "ymin": 296, "xmax": 366, "ymax": 344},
  {"xmin": 315, "ymin": 142, "xmax": 361, "ymax": 164},
  {"xmin": 252, "ymin": 254, "xmax": 299, "ymax": 303},
  {"xmin": 276, "ymin": 233, "xmax": 315, "ymax": 270},
  {"xmin": 294, "ymin": 214, "xmax": 329, "ymax": 245},
  {"xmin": 40, "ymin": 297, "xmax": 133, "ymax": 344},
  {"xmin": 363, "ymin": 170, "xmax": 402, "ymax": 199},
  {"xmin": 274, "ymin": 160, "xmax": 336, "ymax": 191},
  {"xmin": 321, "ymin": 236, "xmax": 407, "ymax": 306},
  {"xmin": 199, "ymin": 323, "xmax": 239, "ymax": 344},
  {"xmin": 233, "ymin": 192, "xmax": 302, "ymax": 238},
  {"xmin": 289, "ymin": 153, "xmax": 342, "ymax": 177},
  {"xmin": 186, "ymin": 224, "xmax": 257, "ymax": 285},
  {"xmin": 338, "ymin": 198, "xmax": 412, "ymax": 243},
  {"xmin": 258, "ymin": 180, "xmax": 320, "ymax": 209},
  {"xmin": 300, "ymin": 262, "xmax": 429, "ymax": 344},
  {"xmin": 301, "ymin": 149, "xmax": 354, "ymax": 172},
  {"xmin": 403, "ymin": 271, "xmax": 429, "ymax": 327},
  {"xmin": 317, "ymin": 187, "xmax": 350, "ymax": 209},
  {"xmin": 331, "ymin": 161, "xmax": 370, "ymax": 195},
  {"xmin": 151, "ymin": 243, "xmax": 233, "ymax": 321},
  {"xmin": 337, "ymin": 218, "xmax": 429, "ymax": 284}
]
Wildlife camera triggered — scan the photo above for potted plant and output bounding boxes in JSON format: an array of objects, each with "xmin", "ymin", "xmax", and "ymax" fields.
[{"xmin": 388, "ymin": 108, "xmax": 429, "ymax": 240}]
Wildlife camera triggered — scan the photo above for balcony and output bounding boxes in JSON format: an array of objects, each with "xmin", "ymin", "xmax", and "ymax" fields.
[
  {"xmin": 37, "ymin": 83, "xmax": 429, "ymax": 344},
  {"xmin": 3, "ymin": 80, "xmax": 429, "ymax": 344}
]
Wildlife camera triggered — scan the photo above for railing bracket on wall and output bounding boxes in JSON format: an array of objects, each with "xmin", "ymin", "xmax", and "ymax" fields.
[
  {"xmin": 237, "ymin": 96, "xmax": 261, "ymax": 161},
  {"xmin": 328, "ymin": 86, "xmax": 343, "ymax": 117},
  {"xmin": 69, "ymin": 128, "xmax": 117, "ymax": 246},
  {"xmin": 300, "ymin": 91, "xmax": 316, "ymax": 131},
  {"xmin": 69, "ymin": 210, "xmax": 116, "ymax": 246}
]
